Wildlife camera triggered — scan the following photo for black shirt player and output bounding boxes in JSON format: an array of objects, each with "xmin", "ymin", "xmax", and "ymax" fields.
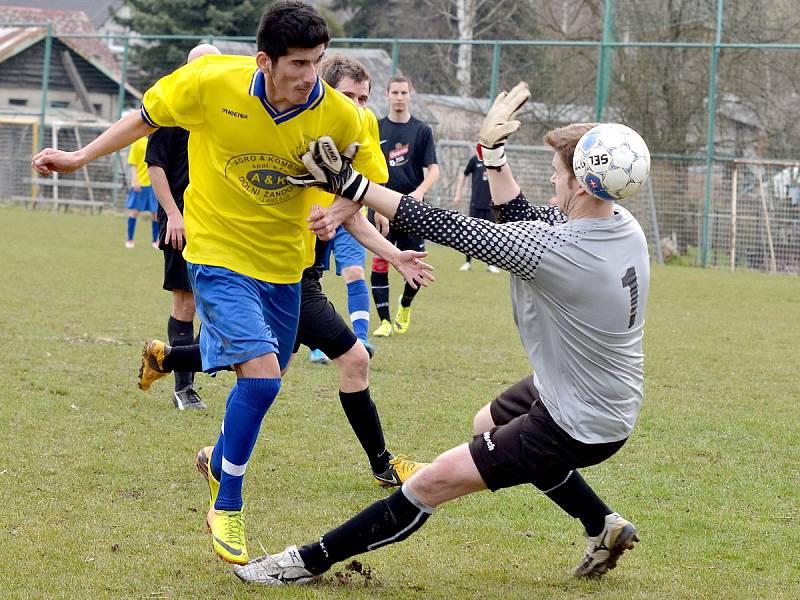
[
  {"xmin": 453, "ymin": 153, "xmax": 500, "ymax": 272},
  {"xmin": 370, "ymin": 75, "xmax": 439, "ymax": 337}
]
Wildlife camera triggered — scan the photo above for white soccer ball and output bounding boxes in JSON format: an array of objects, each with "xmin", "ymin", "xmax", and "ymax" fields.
[{"xmin": 572, "ymin": 123, "xmax": 650, "ymax": 201}]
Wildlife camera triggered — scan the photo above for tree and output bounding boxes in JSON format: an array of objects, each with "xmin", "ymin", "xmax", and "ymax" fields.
[{"xmin": 116, "ymin": 0, "xmax": 266, "ymax": 86}]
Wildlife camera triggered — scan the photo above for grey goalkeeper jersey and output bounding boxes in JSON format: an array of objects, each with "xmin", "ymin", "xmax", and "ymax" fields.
[{"xmin": 391, "ymin": 194, "xmax": 650, "ymax": 444}]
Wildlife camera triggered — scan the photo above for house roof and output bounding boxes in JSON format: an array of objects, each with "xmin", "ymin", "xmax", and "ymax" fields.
[
  {"xmin": 0, "ymin": 1, "xmax": 123, "ymax": 29},
  {"xmin": 0, "ymin": 6, "xmax": 139, "ymax": 97}
]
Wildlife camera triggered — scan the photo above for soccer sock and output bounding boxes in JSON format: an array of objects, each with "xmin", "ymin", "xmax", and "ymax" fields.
[
  {"xmin": 214, "ymin": 377, "xmax": 281, "ymax": 511},
  {"xmin": 370, "ymin": 270, "xmax": 391, "ymax": 322},
  {"xmin": 127, "ymin": 216, "xmax": 136, "ymax": 241},
  {"xmin": 298, "ymin": 484, "xmax": 434, "ymax": 575},
  {"xmin": 539, "ymin": 470, "xmax": 612, "ymax": 537},
  {"xmin": 347, "ymin": 280, "xmax": 371, "ymax": 342},
  {"xmin": 339, "ymin": 388, "xmax": 389, "ymax": 473},
  {"xmin": 464, "ymin": 255, "xmax": 471, "ymax": 263},
  {"xmin": 151, "ymin": 220, "xmax": 159, "ymax": 243},
  {"xmin": 161, "ymin": 343, "xmax": 203, "ymax": 373},
  {"xmin": 167, "ymin": 316, "xmax": 194, "ymax": 391},
  {"xmin": 400, "ymin": 282, "xmax": 419, "ymax": 308}
]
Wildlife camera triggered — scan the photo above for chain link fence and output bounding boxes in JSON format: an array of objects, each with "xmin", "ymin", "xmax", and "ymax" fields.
[{"xmin": 2, "ymin": 8, "xmax": 800, "ymax": 273}]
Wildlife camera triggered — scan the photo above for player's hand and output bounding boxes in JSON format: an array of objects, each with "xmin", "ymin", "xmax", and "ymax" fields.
[
  {"xmin": 133, "ymin": 182, "xmax": 142, "ymax": 193},
  {"xmin": 288, "ymin": 137, "xmax": 370, "ymax": 202},
  {"xmin": 307, "ymin": 200, "xmax": 360, "ymax": 241},
  {"xmin": 408, "ymin": 189, "xmax": 425, "ymax": 202},
  {"xmin": 453, "ymin": 194, "xmax": 461, "ymax": 206},
  {"xmin": 391, "ymin": 250, "xmax": 435, "ymax": 289},
  {"xmin": 477, "ymin": 82, "xmax": 530, "ymax": 169},
  {"xmin": 165, "ymin": 211, "xmax": 186, "ymax": 250},
  {"xmin": 373, "ymin": 212, "xmax": 390, "ymax": 237},
  {"xmin": 31, "ymin": 148, "xmax": 84, "ymax": 176}
]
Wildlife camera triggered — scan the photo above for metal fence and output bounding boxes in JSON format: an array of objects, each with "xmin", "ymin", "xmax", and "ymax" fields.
[{"xmin": 3, "ymin": 0, "xmax": 800, "ymax": 273}]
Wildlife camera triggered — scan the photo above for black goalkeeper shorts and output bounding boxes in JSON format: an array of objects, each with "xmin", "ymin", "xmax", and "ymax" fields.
[{"xmin": 469, "ymin": 376, "xmax": 627, "ymax": 492}]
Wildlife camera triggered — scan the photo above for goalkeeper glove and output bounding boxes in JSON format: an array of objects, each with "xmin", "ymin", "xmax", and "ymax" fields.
[
  {"xmin": 287, "ymin": 137, "xmax": 370, "ymax": 203},
  {"xmin": 477, "ymin": 82, "xmax": 530, "ymax": 170}
]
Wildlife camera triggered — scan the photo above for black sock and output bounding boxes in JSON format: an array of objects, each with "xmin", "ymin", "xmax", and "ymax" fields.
[
  {"xmin": 339, "ymin": 389, "xmax": 390, "ymax": 473},
  {"xmin": 370, "ymin": 271, "xmax": 390, "ymax": 322},
  {"xmin": 464, "ymin": 255, "xmax": 471, "ymax": 262},
  {"xmin": 540, "ymin": 470, "xmax": 612, "ymax": 536},
  {"xmin": 161, "ymin": 343, "xmax": 203, "ymax": 373},
  {"xmin": 168, "ymin": 316, "xmax": 194, "ymax": 391},
  {"xmin": 299, "ymin": 487, "xmax": 434, "ymax": 575},
  {"xmin": 400, "ymin": 282, "xmax": 419, "ymax": 308}
]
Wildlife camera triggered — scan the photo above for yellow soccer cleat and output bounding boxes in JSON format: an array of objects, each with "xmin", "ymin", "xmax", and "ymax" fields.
[
  {"xmin": 372, "ymin": 319, "xmax": 394, "ymax": 338},
  {"xmin": 373, "ymin": 455, "xmax": 428, "ymax": 487},
  {"xmin": 393, "ymin": 304, "xmax": 412, "ymax": 334},
  {"xmin": 195, "ymin": 446, "xmax": 220, "ymax": 511},
  {"xmin": 138, "ymin": 339, "xmax": 169, "ymax": 391},
  {"xmin": 207, "ymin": 508, "xmax": 248, "ymax": 565}
]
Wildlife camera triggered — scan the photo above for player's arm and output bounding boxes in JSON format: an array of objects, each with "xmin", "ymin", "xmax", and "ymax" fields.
[
  {"xmin": 410, "ymin": 163, "xmax": 439, "ymax": 201},
  {"xmin": 340, "ymin": 210, "xmax": 434, "ymax": 289},
  {"xmin": 33, "ymin": 111, "xmax": 155, "ymax": 176},
  {"xmin": 130, "ymin": 165, "xmax": 141, "ymax": 192},
  {"xmin": 453, "ymin": 172, "xmax": 467, "ymax": 206},
  {"xmin": 148, "ymin": 165, "xmax": 185, "ymax": 250}
]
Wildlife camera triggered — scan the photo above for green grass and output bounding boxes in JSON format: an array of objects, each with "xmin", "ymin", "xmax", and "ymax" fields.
[{"xmin": 1, "ymin": 205, "xmax": 798, "ymax": 599}]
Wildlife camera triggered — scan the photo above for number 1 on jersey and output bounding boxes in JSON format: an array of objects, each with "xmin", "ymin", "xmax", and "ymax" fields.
[{"xmin": 621, "ymin": 266, "xmax": 638, "ymax": 328}]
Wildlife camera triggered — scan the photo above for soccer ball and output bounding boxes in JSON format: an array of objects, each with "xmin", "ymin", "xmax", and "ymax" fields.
[{"xmin": 572, "ymin": 123, "xmax": 650, "ymax": 201}]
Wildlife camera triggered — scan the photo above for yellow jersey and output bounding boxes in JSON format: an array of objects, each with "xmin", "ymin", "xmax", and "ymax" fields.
[
  {"xmin": 140, "ymin": 54, "xmax": 387, "ymax": 283},
  {"xmin": 127, "ymin": 136, "xmax": 151, "ymax": 187}
]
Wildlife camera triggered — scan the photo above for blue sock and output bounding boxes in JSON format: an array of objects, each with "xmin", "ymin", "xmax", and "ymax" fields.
[
  {"xmin": 210, "ymin": 383, "xmax": 239, "ymax": 482},
  {"xmin": 127, "ymin": 216, "xmax": 136, "ymax": 241},
  {"xmin": 347, "ymin": 279, "xmax": 370, "ymax": 342},
  {"xmin": 214, "ymin": 377, "xmax": 281, "ymax": 511},
  {"xmin": 151, "ymin": 220, "xmax": 159, "ymax": 243}
]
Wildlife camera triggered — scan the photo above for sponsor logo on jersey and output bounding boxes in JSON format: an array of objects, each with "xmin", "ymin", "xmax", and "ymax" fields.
[
  {"xmin": 224, "ymin": 153, "xmax": 301, "ymax": 205},
  {"xmin": 483, "ymin": 431, "xmax": 496, "ymax": 452},
  {"xmin": 221, "ymin": 107, "xmax": 249, "ymax": 119},
  {"xmin": 388, "ymin": 143, "xmax": 410, "ymax": 167}
]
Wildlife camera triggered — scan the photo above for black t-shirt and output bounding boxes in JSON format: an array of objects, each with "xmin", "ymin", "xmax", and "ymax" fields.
[
  {"xmin": 378, "ymin": 115, "xmax": 437, "ymax": 195},
  {"xmin": 302, "ymin": 238, "xmax": 329, "ymax": 281},
  {"xmin": 145, "ymin": 126, "xmax": 190, "ymax": 238},
  {"xmin": 464, "ymin": 155, "xmax": 492, "ymax": 210}
]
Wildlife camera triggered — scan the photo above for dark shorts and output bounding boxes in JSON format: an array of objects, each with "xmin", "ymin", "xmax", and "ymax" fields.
[
  {"xmin": 368, "ymin": 209, "xmax": 425, "ymax": 252},
  {"xmin": 469, "ymin": 206, "xmax": 495, "ymax": 222},
  {"xmin": 162, "ymin": 244, "xmax": 192, "ymax": 292},
  {"xmin": 292, "ymin": 277, "xmax": 357, "ymax": 360},
  {"xmin": 468, "ymin": 376, "xmax": 627, "ymax": 492}
]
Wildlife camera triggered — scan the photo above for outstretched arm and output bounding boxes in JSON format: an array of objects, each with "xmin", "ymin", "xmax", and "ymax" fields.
[{"xmin": 33, "ymin": 111, "xmax": 156, "ymax": 176}]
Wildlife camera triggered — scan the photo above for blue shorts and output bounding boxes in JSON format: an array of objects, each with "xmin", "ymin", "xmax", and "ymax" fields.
[
  {"xmin": 187, "ymin": 263, "xmax": 301, "ymax": 373},
  {"xmin": 322, "ymin": 225, "xmax": 366, "ymax": 275},
  {"xmin": 125, "ymin": 186, "xmax": 158, "ymax": 212}
]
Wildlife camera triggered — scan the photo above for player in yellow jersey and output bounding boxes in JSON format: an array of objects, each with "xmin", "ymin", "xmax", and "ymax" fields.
[
  {"xmin": 125, "ymin": 135, "xmax": 159, "ymax": 249},
  {"xmin": 32, "ymin": 1, "xmax": 385, "ymax": 566}
]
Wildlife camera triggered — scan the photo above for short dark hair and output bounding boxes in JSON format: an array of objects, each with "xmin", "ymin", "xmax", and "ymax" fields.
[
  {"xmin": 256, "ymin": 1, "xmax": 330, "ymax": 61},
  {"xmin": 387, "ymin": 75, "xmax": 413, "ymax": 92},
  {"xmin": 319, "ymin": 53, "xmax": 371, "ymax": 90},
  {"xmin": 543, "ymin": 123, "xmax": 599, "ymax": 177}
]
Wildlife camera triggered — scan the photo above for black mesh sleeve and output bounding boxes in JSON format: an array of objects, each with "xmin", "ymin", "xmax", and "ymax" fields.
[
  {"xmin": 391, "ymin": 196, "xmax": 578, "ymax": 281},
  {"xmin": 492, "ymin": 193, "xmax": 567, "ymax": 225}
]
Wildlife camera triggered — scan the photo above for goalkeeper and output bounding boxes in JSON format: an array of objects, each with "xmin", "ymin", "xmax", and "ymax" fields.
[{"xmin": 235, "ymin": 82, "xmax": 651, "ymax": 585}]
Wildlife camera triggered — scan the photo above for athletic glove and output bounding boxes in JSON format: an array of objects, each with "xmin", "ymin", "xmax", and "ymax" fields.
[
  {"xmin": 287, "ymin": 136, "xmax": 370, "ymax": 203},
  {"xmin": 477, "ymin": 82, "xmax": 531, "ymax": 170}
]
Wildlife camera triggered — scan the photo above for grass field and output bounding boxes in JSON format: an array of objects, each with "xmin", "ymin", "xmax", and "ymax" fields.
[{"xmin": 1, "ymin": 205, "xmax": 798, "ymax": 599}]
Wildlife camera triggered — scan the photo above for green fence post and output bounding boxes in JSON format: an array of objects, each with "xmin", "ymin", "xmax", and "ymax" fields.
[
  {"xmin": 594, "ymin": 0, "xmax": 614, "ymax": 121},
  {"xmin": 701, "ymin": 0, "xmax": 724, "ymax": 267},
  {"xmin": 38, "ymin": 24, "xmax": 53, "ymax": 150},
  {"xmin": 489, "ymin": 42, "xmax": 501, "ymax": 102},
  {"xmin": 116, "ymin": 37, "xmax": 130, "ymax": 119},
  {"xmin": 391, "ymin": 39, "xmax": 399, "ymax": 75}
]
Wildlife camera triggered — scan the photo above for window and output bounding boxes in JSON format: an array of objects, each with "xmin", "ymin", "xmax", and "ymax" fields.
[
  {"xmin": 50, "ymin": 100, "xmax": 69, "ymax": 108},
  {"xmin": 8, "ymin": 98, "xmax": 28, "ymax": 106}
]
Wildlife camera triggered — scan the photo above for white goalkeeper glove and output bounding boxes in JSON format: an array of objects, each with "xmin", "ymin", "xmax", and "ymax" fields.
[
  {"xmin": 287, "ymin": 136, "xmax": 370, "ymax": 203},
  {"xmin": 477, "ymin": 82, "xmax": 531, "ymax": 170}
]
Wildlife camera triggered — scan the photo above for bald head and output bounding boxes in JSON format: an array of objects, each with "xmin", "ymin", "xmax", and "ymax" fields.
[{"xmin": 187, "ymin": 43, "xmax": 221, "ymax": 63}]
